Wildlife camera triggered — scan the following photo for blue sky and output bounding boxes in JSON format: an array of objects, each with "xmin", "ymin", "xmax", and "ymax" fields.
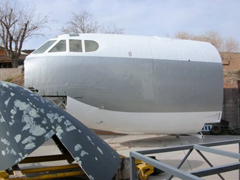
[{"xmin": 21, "ymin": 0, "xmax": 240, "ymax": 49}]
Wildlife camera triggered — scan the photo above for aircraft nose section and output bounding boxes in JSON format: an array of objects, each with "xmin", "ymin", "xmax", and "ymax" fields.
[{"xmin": 0, "ymin": 81, "xmax": 119, "ymax": 180}]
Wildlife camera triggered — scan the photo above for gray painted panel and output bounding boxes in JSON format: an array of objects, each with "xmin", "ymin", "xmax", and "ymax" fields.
[
  {"xmin": 25, "ymin": 56, "xmax": 223, "ymax": 113},
  {"xmin": 0, "ymin": 81, "xmax": 119, "ymax": 179}
]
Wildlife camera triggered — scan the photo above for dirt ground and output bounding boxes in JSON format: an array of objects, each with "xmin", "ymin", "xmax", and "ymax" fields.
[{"xmin": 6, "ymin": 73, "xmax": 24, "ymax": 86}]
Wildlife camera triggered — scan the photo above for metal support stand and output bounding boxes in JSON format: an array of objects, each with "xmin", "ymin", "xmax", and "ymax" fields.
[
  {"xmin": 130, "ymin": 156, "xmax": 136, "ymax": 180},
  {"xmin": 196, "ymin": 150, "xmax": 224, "ymax": 180},
  {"xmin": 0, "ymin": 136, "xmax": 87, "ymax": 180},
  {"xmin": 130, "ymin": 139, "xmax": 240, "ymax": 180},
  {"xmin": 167, "ymin": 149, "xmax": 193, "ymax": 180}
]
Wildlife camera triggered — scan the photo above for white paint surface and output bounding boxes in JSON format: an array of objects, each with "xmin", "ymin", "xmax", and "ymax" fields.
[
  {"xmin": 28, "ymin": 34, "xmax": 221, "ymax": 64},
  {"xmin": 24, "ymin": 143, "xmax": 36, "ymax": 150},
  {"xmin": 67, "ymin": 96, "xmax": 221, "ymax": 134},
  {"xmin": 74, "ymin": 144, "xmax": 82, "ymax": 151},
  {"xmin": 15, "ymin": 134, "xmax": 21, "ymax": 143}
]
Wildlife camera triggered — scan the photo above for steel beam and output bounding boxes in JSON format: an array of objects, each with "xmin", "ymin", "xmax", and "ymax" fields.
[
  {"xmin": 196, "ymin": 150, "xmax": 224, "ymax": 180},
  {"xmin": 194, "ymin": 144, "xmax": 240, "ymax": 159},
  {"xmin": 167, "ymin": 149, "xmax": 193, "ymax": 180},
  {"xmin": 191, "ymin": 162, "xmax": 240, "ymax": 177},
  {"xmin": 130, "ymin": 156, "xmax": 136, "ymax": 180},
  {"xmin": 137, "ymin": 139, "xmax": 240, "ymax": 155},
  {"xmin": 130, "ymin": 139, "xmax": 240, "ymax": 180}
]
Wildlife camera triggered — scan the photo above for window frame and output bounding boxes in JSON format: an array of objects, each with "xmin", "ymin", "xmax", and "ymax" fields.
[
  {"xmin": 84, "ymin": 40, "xmax": 99, "ymax": 52},
  {"xmin": 49, "ymin": 40, "xmax": 67, "ymax": 53},
  {"xmin": 69, "ymin": 39, "xmax": 83, "ymax": 53},
  {"xmin": 33, "ymin": 40, "xmax": 57, "ymax": 54}
]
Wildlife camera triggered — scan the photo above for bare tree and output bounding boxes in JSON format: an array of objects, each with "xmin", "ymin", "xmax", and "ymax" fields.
[
  {"xmin": 200, "ymin": 31, "xmax": 223, "ymax": 51},
  {"xmin": 174, "ymin": 30, "xmax": 239, "ymax": 52},
  {"xmin": 99, "ymin": 22, "xmax": 125, "ymax": 34},
  {"xmin": 0, "ymin": 0, "xmax": 50, "ymax": 67},
  {"xmin": 174, "ymin": 31, "xmax": 194, "ymax": 40},
  {"xmin": 61, "ymin": 11, "xmax": 98, "ymax": 33},
  {"xmin": 223, "ymin": 36, "xmax": 239, "ymax": 52},
  {"xmin": 61, "ymin": 10, "xmax": 124, "ymax": 34}
]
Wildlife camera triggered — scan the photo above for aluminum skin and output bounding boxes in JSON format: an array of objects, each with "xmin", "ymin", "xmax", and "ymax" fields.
[
  {"xmin": 24, "ymin": 34, "xmax": 223, "ymax": 134},
  {"xmin": 0, "ymin": 81, "xmax": 119, "ymax": 180}
]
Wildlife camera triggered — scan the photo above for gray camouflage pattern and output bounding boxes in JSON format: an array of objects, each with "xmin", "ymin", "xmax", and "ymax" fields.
[{"xmin": 0, "ymin": 81, "xmax": 119, "ymax": 180}]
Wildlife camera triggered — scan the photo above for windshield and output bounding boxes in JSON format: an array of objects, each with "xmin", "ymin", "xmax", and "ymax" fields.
[
  {"xmin": 49, "ymin": 40, "xmax": 66, "ymax": 52},
  {"xmin": 33, "ymin": 40, "xmax": 56, "ymax": 54}
]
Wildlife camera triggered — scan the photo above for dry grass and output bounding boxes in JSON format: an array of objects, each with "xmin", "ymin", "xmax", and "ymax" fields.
[{"xmin": 7, "ymin": 73, "xmax": 24, "ymax": 86}]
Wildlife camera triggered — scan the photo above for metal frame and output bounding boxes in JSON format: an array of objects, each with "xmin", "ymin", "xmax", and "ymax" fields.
[
  {"xmin": 130, "ymin": 139, "xmax": 240, "ymax": 180},
  {"xmin": 0, "ymin": 154, "xmax": 86, "ymax": 180}
]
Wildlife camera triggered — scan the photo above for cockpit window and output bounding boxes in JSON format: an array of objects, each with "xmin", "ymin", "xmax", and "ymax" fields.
[
  {"xmin": 85, "ymin": 40, "xmax": 99, "ymax": 52},
  {"xmin": 70, "ymin": 40, "xmax": 82, "ymax": 52},
  {"xmin": 33, "ymin": 40, "xmax": 56, "ymax": 54},
  {"xmin": 49, "ymin": 40, "xmax": 66, "ymax": 52}
]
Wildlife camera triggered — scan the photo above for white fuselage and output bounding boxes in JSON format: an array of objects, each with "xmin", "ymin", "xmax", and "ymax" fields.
[{"xmin": 24, "ymin": 34, "xmax": 223, "ymax": 134}]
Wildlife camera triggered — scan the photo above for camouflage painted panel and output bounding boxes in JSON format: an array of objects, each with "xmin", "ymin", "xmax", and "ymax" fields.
[{"xmin": 0, "ymin": 81, "xmax": 119, "ymax": 180}]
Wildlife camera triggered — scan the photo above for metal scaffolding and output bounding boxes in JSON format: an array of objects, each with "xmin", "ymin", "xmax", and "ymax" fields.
[{"xmin": 130, "ymin": 139, "xmax": 240, "ymax": 180}]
